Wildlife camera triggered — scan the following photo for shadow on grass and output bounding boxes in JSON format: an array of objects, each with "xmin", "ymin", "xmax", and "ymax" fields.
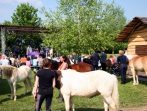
[{"xmin": 0, "ymin": 78, "xmax": 29, "ymax": 103}]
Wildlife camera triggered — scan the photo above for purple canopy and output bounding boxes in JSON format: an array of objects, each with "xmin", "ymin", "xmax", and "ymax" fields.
[{"xmin": 28, "ymin": 51, "xmax": 40, "ymax": 57}]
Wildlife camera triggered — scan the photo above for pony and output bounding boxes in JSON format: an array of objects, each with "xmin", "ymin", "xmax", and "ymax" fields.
[
  {"xmin": 128, "ymin": 55, "xmax": 147, "ymax": 85},
  {"xmin": 0, "ymin": 65, "xmax": 32, "ymax": 101},
  {"xmin": 55, "ymin": 69, "xmax": 119, "ymax": 111}
]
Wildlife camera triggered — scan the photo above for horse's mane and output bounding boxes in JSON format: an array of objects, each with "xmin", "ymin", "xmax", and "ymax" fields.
[{"xmin": 0, "ymin": 65, "xmax": 17, "ymax": 78}]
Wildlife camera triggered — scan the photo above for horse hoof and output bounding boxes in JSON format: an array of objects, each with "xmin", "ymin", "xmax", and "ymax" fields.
[{"xmin": 133, "ymin": 83, "xmax": 138, "ymax": 85}]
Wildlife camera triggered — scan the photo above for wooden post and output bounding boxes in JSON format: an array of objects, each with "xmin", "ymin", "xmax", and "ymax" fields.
[{"xmin": 1, "ymin": 27, "xmax": 5, "ymax": 55}]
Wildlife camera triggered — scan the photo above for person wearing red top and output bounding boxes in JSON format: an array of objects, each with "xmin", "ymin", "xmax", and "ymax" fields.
[{"xmin": 57, "ymin": 55, "xmax": 70, "ymax": 103}]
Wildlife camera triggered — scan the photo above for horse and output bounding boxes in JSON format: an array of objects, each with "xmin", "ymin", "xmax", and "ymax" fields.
[
  {"xmin": 69, "ymin": 62, "xmax": 93, "ymax": 72},
  {"xmin": 55, "ymin": 69, "xmax": 119, "ymax": 111},
  {"xmin": 0, "ymin": 65, "xmax": 32, "ymax": 101},
  {"xmin": 128, "ymin": 55, "xmax": 147, "ymax": 85},
  {"xmin": 50, "ymin": 59, "xmax": 93, "ymax": 72},
  {"xmin": 106, "ymin": 59, "xmax": 112, "ymax": 71}
]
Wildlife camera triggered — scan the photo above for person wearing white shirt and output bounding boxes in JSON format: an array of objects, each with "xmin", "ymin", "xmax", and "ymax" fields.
[
  {"xmin": 26, "ymin": 45, "xmax": 32, "ymax": 56},
  {"xmin": 1, "ymin": 55, "xmax": 9, "ymax": 65}
]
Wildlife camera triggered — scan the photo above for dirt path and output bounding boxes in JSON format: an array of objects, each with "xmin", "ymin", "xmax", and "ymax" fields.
[{"xmin": 120, "ymin": 106, "xmax": 147, "ymax": 111}]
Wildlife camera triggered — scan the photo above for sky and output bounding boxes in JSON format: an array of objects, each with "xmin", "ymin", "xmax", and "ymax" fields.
[{"xmin": 0, "ymin": 0, "xmax": 147, "ymax": 23}]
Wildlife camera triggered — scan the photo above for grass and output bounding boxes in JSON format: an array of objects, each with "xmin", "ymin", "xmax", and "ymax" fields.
[{"xmin": 0, "ymin": 75, "xmax": 147, "ymax": 111}]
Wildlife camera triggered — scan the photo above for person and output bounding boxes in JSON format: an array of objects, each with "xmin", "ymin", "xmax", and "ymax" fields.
[
  {"xmin": 10, "ymin": 55, "xmax": 15, "ymax": 66},
  {"xmin": 1, "ymin": 55, "xmax": 9, "ymax": 65},
  {"xmin": 26, "ymin": 45, "xmax": 32, "ymax": 56},
  {"xmin": 100, "ymin": 51, "xmax": 107, "ymax": 71},
  {"xmin": 117, "ymin": 50, "xmax": 128, "ymax": 84},
  {"xmin": 20, "ymin": 55, "xmax": 26, "ymax": 66},
  {"xmin": 58, "ymin": 55, "xmax": 70, "ymax": 70},
  {"xmin": 14, "ymin": 58, "xmax": 20, "ymax": 68},
  {"xmin": 68, "ymin": 55, "xmax": 74, "ymax": 64},
  {"xmin": 37, "ymin": 55, "xmax": 43, "ymax": 69},
  {"xmin": 32, "ymin": 58, "xmax": 55, "ymax": 111},
  {"xmin": 90, "ymin": 50, "xmax": 100, "ymax": 70},
  {"xmin": 109, "ymin": 55, "xmax": 115, "ymax": 65},
  {"xmin": 14, "ymin": 46, "xmax": 20, "ymax": 58},
  {"xmin": 32, "ymin": 56, "xmax": 38, "ymax": 70},
  {"xmin": 57, "ymin": 55, "xmax": 70, "ymax": 103},
  {"xmin": 26, "ymin": 57, "xmax": 31, "ymax": 67}
]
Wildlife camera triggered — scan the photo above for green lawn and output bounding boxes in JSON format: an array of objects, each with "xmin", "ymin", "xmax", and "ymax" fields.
[{"xmin": 0, "ymin": 76, "xmax": 147, "ymax": 111}]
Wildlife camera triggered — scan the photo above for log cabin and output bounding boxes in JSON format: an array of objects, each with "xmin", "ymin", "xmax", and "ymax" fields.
[{"xmin": 115, "ymin": 17, "xmax": 147, "ymax": 56}]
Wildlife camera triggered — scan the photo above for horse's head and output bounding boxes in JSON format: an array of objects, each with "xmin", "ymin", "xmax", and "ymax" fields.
[
  {"xmin": 50, "ymin": 59, "xmax": 61, "ymax": 70},
  {"xmin": 54, "ymin": 70, "xmax": 63, "ymax": 89},
  {"xmin": 0, "ymin": 65, "xmax": 16, "ymax": 78}
]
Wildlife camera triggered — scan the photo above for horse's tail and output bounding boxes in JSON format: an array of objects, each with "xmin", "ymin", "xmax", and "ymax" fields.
[{"xmin": 111, "ymin": 75, "xmax": 119, "ymax": 110}]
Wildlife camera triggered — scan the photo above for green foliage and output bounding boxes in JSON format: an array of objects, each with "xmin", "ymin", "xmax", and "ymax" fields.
[
  {"xmin": 0, "ymin": 76, "xmax": 147, "ymax": 111},
  {"xmin": 42, "ymin": 0, "xmax": 127, "ymax": 55},
  {"xmin": 11, "ymin": 3, "xmax": 41, "ymax": 26},
  {"xmin": 9, "ymin": 3, "xmax": 43, "ymax": 55}
]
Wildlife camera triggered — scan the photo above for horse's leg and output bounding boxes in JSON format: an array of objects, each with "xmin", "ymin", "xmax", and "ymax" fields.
[
  {"xmin": 23, "ymin": 79, "xmax": 28, "ymax": 95},
  {"xmin": 103, "ymin": 96, "xmax": 117, "ymax": 111},
  {"xmin": 8, "ymin": 82, "xmax": 14, "ymax": 100},
  {"xmin": 27, "ymin": 77, "xmax": 32, "ymax": 91},
  {"xmin": 131, "ymin": 68, "xmax": 136, "ymax": 85},
  {"xmin": 70, "ymin": 96, "xmax": 75, "ymax": 111},
  {"xmin": 135, "ymin": 71, "xmax": 139, "ymax": 85},
  {"xmin": 62, "ymin": 94, "xmax": 70, "ymax": 111},
  {"xmin": 13, "ymin": 82, "xmax": 17, "ymax": 101},
  {"xmin": 103, "ymin": 98, "xmax": 109, "ymax": 111}
]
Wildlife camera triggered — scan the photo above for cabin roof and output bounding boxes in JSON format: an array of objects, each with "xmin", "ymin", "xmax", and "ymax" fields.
[{"xmin": 115, "ymin": 17, "xmax": 147, "ymax": 42}]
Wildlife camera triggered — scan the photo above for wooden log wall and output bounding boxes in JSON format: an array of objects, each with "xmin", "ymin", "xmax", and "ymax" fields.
[{"xmin": 127, "ymin": 27, "xmax": 147, "ymax": 56}]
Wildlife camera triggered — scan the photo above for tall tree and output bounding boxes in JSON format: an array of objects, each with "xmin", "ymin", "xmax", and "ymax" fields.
[{"xmin": 11, "ymin": 3, "xmax": 42, "ymax": 55}]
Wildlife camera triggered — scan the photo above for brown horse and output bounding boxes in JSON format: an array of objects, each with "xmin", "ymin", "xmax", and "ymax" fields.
[
  {"xmin": 69, "ymin": 62, "xmax": 93, "ymax": 72},
  {"xmin": 50, "ymin": 59, "xmax": 93, "ymax": 72},
  {"xmin": 106, "ymin": 59, "xmax": 112, "ymax": 71},
  {"xmin": 128, "ymin": 55, "xmax": 147, "ymax": 85}
]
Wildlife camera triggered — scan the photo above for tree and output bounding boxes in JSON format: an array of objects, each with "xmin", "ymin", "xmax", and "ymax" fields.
[
  {"xmin": 11, "ymin": 3, "xmax": 42, "ymax": 55},
  {"xmin": 12, "ymin": 3, "xmax": 41, "ymax": 26},
  {"xmin": 42, "ymin": 0, "xmax": 127, "ymax": 55}
]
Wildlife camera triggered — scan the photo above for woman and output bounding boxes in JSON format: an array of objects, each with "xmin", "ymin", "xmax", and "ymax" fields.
[
  {"xmin": 57, "ymin": 55, "xmax": 70, "ymax": 103},
  {"xmin": 32, "ymin": 58, "xmax": 55, "ymax": 111},
  {"xmin": 58, "ymin": 55, "xmax": 70, "ymax": 70}
]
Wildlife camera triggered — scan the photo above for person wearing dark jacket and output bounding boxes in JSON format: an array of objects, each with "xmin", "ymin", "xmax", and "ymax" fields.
[
  {"xmin": 100, "ymin": 51, "xmax": 107, "ymax": 71},
  {"xmin": 117, "ymin": 50, "xmax": 128, "ymax": 84},
  {"xmin": 90, "ymin": 50, "xmax": 100, "ymax": 70}
]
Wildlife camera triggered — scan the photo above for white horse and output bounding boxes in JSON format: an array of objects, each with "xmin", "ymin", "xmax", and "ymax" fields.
[
  {"xmin": 0, "ymin": 65, "xmax": 32, "ymax": 101},
  {"xmin": 56, "ymin": 69, "xmax": 119, "ymax": 111}
]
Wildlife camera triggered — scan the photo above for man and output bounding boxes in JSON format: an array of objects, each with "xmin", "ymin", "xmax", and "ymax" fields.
[
  {"xmin": 117, "ymin": 50, "xmax": 128, "ymax": 84},
  {"xmin": 90, "ymin": 50, "xmax": 100, "ymax": 70},
  {"xmin": 26, "ymin": 45, "xmax": 32, "ymax": 56},
  {"xmin": 100, "ymin": 51, "xmax": 107, "ymax": 71}
]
